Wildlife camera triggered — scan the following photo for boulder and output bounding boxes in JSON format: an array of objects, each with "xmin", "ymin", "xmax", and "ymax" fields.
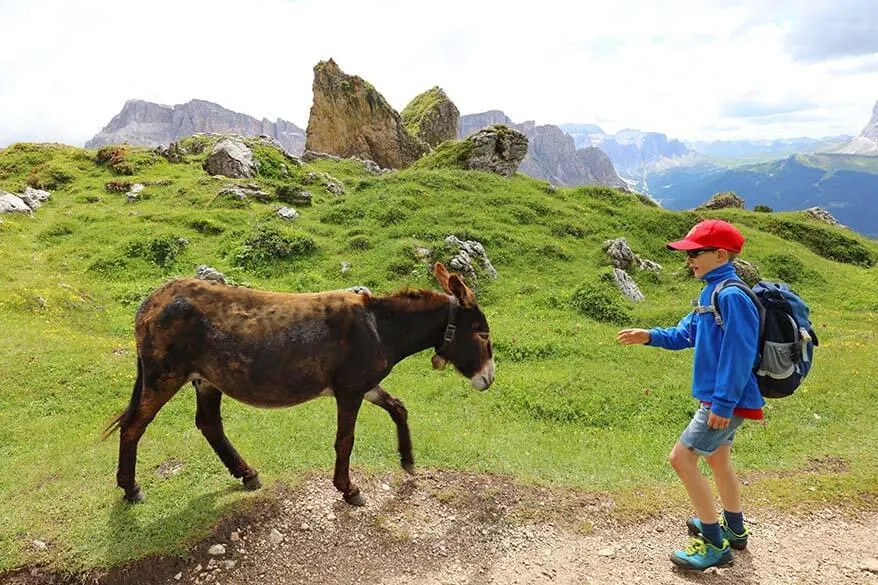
[
  {"xmin": 18, "ymin": 187, "xmax": 51, "ymax": 210},
  {"xmin": 732, "ymin": 258, "xmax": 760, "ymax": 286},
  {"xmin": 0, "ymin": 192, "xmax": 33, "ymax": 214},
  {"xmin": 602, "ymin": 237, "xmax": 662, "ymax": 272},
  {"xmin": 612, "ymin": 268, "xmax": 645, "ymax": 302},
  {"xmin": 697, "ymin": 191, "xmax": 745, "ymax": 210},
  {"xmin": 445, "ymin": 235, "xmax": 498, "ymax": 281},
  {"xmin": 804, "ymin": 207, "xmax": 847, "ymax": 228},
  {"xmin": 305, "ymin": 59, "xmax": 429, "ymax": 169},
  {"xmin": 203, "ymin": 138, "xmax": 257, "ymax": 178},
  {"xmin": 401, "ymin": 87, "xmax": 459, "ymax": 147},
  {"xmin": 466, "ymin": 125, "xmax": 529, "ymax": 177}
]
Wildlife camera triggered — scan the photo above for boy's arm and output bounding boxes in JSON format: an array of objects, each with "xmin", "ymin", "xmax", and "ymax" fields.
[
  {"xmin": 711, "ymin": 289, "xmax": 761, "ymax": 418},
  {"xmin": 647, "ymin": 311, "xmax": 696, "ymax": 350}
]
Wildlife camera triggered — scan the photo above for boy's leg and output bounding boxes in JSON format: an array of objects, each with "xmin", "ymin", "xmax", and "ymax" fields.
[
  {"xmin": 705, "ymin": 444, "xmax": 741, "ymax": 513},
  {"xmin": 669, "ymin": 442, "xmax": 717, "ymax": 524}
]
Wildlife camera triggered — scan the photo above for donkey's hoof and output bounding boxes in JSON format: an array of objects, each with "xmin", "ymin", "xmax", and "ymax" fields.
[
  {"xmin": 243, "ymin": 474, "xmax": 262, "ymax": 491},
  {"xmin": 344, "ymin": 490, "xmax": 366, "ymax": 507},
  {"xmin": 402, "ymin": 462, "xmax": 415, "ymax": 475},
  {"xmin": 123, "ymin": 488, "xmax": 145, "ymax": 504}
]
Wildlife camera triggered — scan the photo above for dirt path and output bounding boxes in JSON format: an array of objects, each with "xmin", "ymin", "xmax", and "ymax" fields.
[{"xmin": 5, "ymin": 471, "xmax": 878, "ymax": 585}]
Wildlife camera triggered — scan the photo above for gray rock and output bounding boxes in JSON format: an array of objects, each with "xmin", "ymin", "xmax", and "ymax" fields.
[
  {"xmin": 207, "ymin": 544, "xmax": 226, "ymax": 556},
  {"xmin": 195, "ymin": 265, "xmax": 227, "ymax": 284},
  {"xmin": 19, "ymin": 187, "xmax": 51, "ymax": 210},
  {"xmin": 465, "ymin": 125, "xmax": 529, "ymax": 177},
  {"xmin": 203, "ymin": 138, "xmax": 256, "ymax": 178},
  {"xmin": 347, "ymin": 285, "xmax": 371, "ymax": 295},
  {"xmin": 276, "ymin": 206, "xmax": 299, "ymax": 221},
  {"xmin": 612, "ymin": 268, "xmax": 644, "ymax": 302},
  {"xmin": 269, "ymin": 529, "xmax": 284, "ymax": 545},
  {"xmin": 0, "ymin": 193, "xmax": 33, "ymax": 214},
  {"xmin": 445, "ymin": 235, "xmax": 498, "ymax": 280},
  {"xmin": 804, "ymin": 207, "xmax": 847, "ymax": 228},
  {"xmin": 732, "ymin": 258, "xmax": 760, "ymax": 286},
  {"xmin": 697, "ymin": 191, "xmax": 745, "ymax": 210},
  {"xmin": 126, "ymin": 183, "xmax": 144, "ymax": 203}
]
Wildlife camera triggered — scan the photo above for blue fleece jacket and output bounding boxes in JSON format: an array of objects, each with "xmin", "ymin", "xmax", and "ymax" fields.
[{"xmin": 647, "ymin": 262, "xmax": 764, "ymax": 418}]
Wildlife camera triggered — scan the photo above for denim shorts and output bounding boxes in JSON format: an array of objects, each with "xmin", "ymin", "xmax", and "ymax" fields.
[{"xmin": 679, "ymin": 404, "xmax": 745, "ymax": 456}]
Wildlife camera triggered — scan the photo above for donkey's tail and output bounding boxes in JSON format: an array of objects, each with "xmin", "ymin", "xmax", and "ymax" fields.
[{"xmin": 102, "ymin": 357, "xmax": 143, "ymax": 440}]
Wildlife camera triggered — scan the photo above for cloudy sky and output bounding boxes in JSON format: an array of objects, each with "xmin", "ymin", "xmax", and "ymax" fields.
[{"xmin": 1, "ymin": 0, "xmax": 876, "ymax": 147}]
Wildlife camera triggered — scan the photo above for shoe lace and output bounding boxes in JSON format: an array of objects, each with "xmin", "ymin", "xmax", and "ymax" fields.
[{"xmin": 683, "ymin": 537, "xmax": 708, "ymax": 556}]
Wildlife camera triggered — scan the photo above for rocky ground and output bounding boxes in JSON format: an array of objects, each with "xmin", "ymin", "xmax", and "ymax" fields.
[{"xmin": 3, "ymin": 470, "xmax": 877, "ymax": 585}]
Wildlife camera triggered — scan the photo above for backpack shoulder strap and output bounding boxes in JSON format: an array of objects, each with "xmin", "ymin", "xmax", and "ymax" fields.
[{"xmin": 711, "ymin": 279, "xmax": 766, "ymax": 338}]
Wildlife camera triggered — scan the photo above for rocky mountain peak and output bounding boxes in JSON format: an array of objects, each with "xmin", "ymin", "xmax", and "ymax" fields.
[
  {"xmin": 305, "ymin": 59, "xmax": 429, "ymax": 169},
  {"xmin": 86, "ymin": 99, "xmax": 305, "ymax": 154},
  {"xmin": 834, "ymin": 99, "xmax": 878, "ymax": 155}
]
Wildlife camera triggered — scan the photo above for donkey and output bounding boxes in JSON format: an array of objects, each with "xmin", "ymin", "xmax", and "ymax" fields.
[{"xmin": 104, "ymin": 263, "xmax": 494, "ymax": 505}]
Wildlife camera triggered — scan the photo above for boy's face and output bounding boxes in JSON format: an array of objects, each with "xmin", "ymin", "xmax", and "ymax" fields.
[{"xmin": 686, "ymin": 248, "xmax": 729, "ymax": 279}]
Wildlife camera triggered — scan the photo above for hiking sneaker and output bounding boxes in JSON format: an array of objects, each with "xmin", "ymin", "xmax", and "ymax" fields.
[
  {"xmin": 687, "ymin": 516, "xmax": 750, "ymax": 550},
  {"xmin": 670, "ymin": 536, "xmax": 732, "ymax": 570}
]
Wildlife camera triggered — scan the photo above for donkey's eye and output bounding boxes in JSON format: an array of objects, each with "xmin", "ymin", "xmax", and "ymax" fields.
[{"xmin": 477, "ymin": 332, "xmax": 490, "ymax": 341}]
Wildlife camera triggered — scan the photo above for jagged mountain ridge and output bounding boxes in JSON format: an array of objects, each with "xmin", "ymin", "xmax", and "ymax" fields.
[
  {"xmin": 459, "ymin": 113, "xmax": 627, "ymax": 189},
  {"xmin": 85, "ymin": 99, "xmax": 306, "ymax": 155}
]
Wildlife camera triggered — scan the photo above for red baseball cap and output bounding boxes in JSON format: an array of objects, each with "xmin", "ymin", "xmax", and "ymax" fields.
[{"xmin": 666, "ymin": 219, "xmax": 745, "ymax": 253}]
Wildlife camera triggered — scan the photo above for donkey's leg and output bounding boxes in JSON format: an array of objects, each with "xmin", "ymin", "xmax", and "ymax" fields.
[
  {"xmin": 116, "ymin": 376, "xmax": 181, "ymax": 503},
  {"xmin": 194, "ymin": 381, "xmax": 261, "ymax": 490},
  {"xmin": 364, "ymin": 385, "xmax": 414, "ymax": 474},
  {"xmin": 333, "ymin": 393, "xmax": 365, "ymax": 506}
]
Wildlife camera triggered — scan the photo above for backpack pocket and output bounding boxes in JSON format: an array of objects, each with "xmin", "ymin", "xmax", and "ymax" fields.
[{"xmin": 756, "ymin": 341, "xmax": 797, "ymax": 379}]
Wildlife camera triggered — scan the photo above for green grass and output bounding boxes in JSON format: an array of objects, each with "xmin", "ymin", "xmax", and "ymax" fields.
[{"xmin": 1, "ymin": 142, "xmax": 877, "ymax": 572}]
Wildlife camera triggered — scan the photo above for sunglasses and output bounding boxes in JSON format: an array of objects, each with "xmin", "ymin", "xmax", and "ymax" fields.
[{"xmin": 685, "ymin": 248, "xmax": 718, "ymax": 258}]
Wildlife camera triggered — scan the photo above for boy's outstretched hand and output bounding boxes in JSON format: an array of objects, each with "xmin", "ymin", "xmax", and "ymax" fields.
[{"xmin": 617, "ymin": 328, "xmax": 650, "ymax": 345}]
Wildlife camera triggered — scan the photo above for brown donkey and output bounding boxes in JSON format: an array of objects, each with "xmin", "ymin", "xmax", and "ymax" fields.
[{"xmin": 105, "ymin": 263, "xmax": 495, "ymax": 505}]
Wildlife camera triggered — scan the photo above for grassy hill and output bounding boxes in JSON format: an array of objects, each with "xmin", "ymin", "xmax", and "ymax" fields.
[
  {"xmin": 649, "ymin": 154, "xmax": 878, "ymax": 238},
  {"xmin": 1, "ymin": 140, "xmax": 877, "ymax": 573}
]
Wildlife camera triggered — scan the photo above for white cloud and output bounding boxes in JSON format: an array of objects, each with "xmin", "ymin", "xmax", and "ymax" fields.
[{"xmin": 1, "ymin": 0, "xmax": 876, "ymax": 146}]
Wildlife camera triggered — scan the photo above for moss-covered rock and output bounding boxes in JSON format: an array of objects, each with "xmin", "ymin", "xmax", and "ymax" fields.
[
  {"xmin": 401, "ymin": 87, "xmax": 459, "ymax": 148},
  {"xmin": 305, "ymin": 59, "xmax": 429, "ymax": 169}
]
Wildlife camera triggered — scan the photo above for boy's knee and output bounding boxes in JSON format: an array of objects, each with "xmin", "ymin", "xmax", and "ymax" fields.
[{"xmin": 669, "ymin": 443, "xmax": 695, "ymax": 471}]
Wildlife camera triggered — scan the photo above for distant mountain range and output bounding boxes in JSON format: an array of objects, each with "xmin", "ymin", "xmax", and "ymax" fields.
[
  {"xmin": 82, "ymin": 96, "xmax": 878, "ymax": 237},
  {"xmin": 85, "ymin": 99, "xmax": 306, "ymax": 155},
  {"xmin": 685, "ymin": 136, "xmax": 851, "ymax": 162},
  {"xmin": 649, "ymin": 154, "xmax": 878, "ymax": 237}
]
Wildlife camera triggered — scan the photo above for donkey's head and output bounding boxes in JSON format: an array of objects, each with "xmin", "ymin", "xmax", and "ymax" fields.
[{"xmin": 432, "ymin": 263, "xmax": 495, "ymax": 391}]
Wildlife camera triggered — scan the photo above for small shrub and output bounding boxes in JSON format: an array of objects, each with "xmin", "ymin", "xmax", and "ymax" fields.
[
  {"xmin": 765, "ymin": 219, "xmax": 875, "ymax": 267},
  {"xmin": 635, "ymin": 193, "xmax": 660, "ymax": 207},
  {"xmin": 26, "ymin": 164, "xmax": 74, "ymax": 190},
  {"xmin": 105, "ymin": 180, "xmax": 133, "ymax": 193},
  {"xmin": 320, "ymin": 206, "xmax": 364, "ymax": 226},
  {"xmin": 569, "ymin": 275, "xmax": 631, "ymax": 324},
  {"xmin": 348, "ymin": 235, "xmax": 372, "ymax": 250},
  {"xmin": 233, "ymin": 225, "xmax": 317, "ymax": 270},
  {"xmin": 551, "ymin": 222, "xmax": 586, "ymax": 238},
  {"xmin": 126, "ymin": 235, "xmax": 188, "ymax": 267},
  {"xmin": 761, "ymin": 252, "xmax": 817, "ymax": 284},
  {"xmin": 88, "ymin": 255, "xmax": 128, "ymax": 277},
  {"xmin": 537, "ymin": 243, "xmax": 573, "ymax": 261},
  {"xmin": 188, "ymin": 218, "xmax": 225, "ymax": 235},
  {"xmin": 377, "ymin": 207, "xmax": 408, "ymax": 227},
  {"xmin": 754, "ymin": 204, "xmax": 773, "ymax": 213},
  {"xmin": 40, "ymin": 222, "xmax": 74, "ymax": 239},
  {"xmin": 511, "ymin": 207, "xmax": 538, "ymax": 225}
]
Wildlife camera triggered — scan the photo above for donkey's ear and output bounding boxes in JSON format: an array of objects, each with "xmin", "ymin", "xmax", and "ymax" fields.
[
  {"xmin": 448, "ymin": 274, "xmax": 476, "ymax": 307},
  {"xmin": 433, "ymin": 262, "xmax": 452, "ymax": 294}
]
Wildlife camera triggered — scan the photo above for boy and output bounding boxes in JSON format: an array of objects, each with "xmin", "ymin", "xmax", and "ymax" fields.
[{"xmin": 617, "ymin": 219, "xmax": 763, "ymax": 570}]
